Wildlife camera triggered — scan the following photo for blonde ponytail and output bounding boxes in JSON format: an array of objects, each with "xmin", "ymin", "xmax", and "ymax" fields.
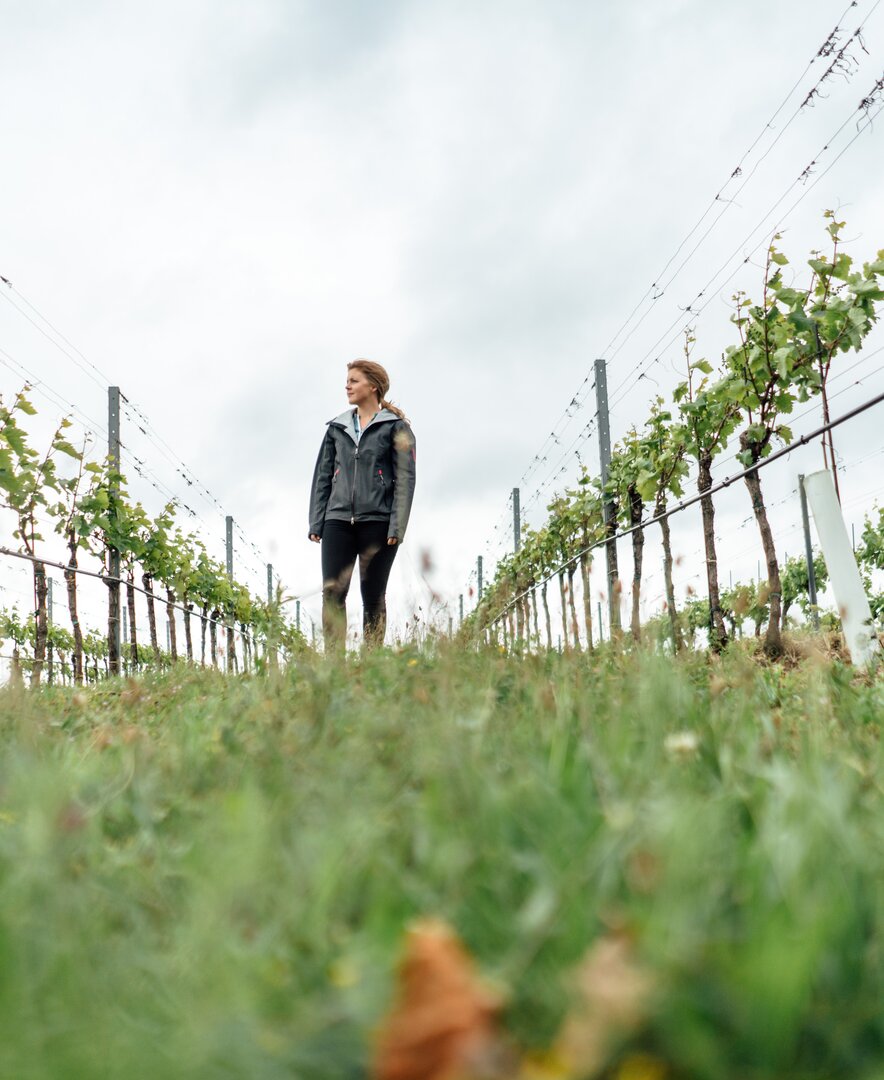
[{"xmin": 380, "ymin": 397, "xmax": 408, "ymax": 422}]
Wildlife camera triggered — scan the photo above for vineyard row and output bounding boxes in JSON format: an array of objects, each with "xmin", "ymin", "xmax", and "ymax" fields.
[
  {"xmin": 468, "ymin": 216, "xmax": 884, "ymax": 658},
  {"xmin": 0, "ymin": 386, "xmax": 302, "ymax": 687}
]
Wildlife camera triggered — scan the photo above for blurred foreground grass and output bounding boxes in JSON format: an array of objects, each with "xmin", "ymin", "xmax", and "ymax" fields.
[{"xmin": 0, "ymin": 642, "xmax": 883, "ymax": 1079}]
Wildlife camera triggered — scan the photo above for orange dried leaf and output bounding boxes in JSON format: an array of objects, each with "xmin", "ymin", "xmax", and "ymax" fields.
[{"xmin": 373, "ymin": 919, "xmax": 503, "ymax": 1080}]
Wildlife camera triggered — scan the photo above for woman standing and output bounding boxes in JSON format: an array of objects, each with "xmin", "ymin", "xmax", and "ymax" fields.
[{"xmin": 308, "ymin": 359, "xmax": 416, "ymax": 649}]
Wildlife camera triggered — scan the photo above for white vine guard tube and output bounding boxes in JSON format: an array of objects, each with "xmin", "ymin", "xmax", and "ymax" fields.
[{"xmin": 803, "ymin": 469, "xmax": 879, "ymax": 666}]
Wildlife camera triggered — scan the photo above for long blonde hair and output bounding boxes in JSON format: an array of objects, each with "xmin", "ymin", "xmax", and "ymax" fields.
[{"xmin": 348, "ymin": 359, "xmax": 408, "ymax": 422}]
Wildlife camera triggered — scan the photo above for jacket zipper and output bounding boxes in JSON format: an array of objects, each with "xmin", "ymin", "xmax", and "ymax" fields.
[{"xmin": 351, "ymin": 448, "xmax": 358, "ymax": 524}]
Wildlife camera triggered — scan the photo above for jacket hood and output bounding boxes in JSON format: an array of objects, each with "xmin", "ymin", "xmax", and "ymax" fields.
[{"xmin": 327, "ymin": 407, "xmax": 400, "ymax": 428}]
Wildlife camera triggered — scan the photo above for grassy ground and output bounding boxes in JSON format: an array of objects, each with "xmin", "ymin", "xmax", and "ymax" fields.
[{"xmin": 0, "ymin": 641, "xmax": 882, "ymax": 1079}]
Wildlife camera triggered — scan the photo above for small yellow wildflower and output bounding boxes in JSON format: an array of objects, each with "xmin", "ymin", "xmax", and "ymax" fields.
[
  {"xmin": 616, "ymin": 1052, "xmax": 668, "ymax": 1080},
  {"xmin": 328, "ymin": 958, "xmax": 360, "ymax": 988}
]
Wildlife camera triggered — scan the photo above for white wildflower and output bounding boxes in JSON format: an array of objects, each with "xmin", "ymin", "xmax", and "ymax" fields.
[{"xmin": 664, "ymin": 731, "xmax": 700, "ymax": 760}]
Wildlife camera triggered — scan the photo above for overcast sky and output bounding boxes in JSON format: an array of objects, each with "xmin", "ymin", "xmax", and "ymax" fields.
[{"xmin": 2, "ymin": 0, "xmax": 884, "ymax": 645}]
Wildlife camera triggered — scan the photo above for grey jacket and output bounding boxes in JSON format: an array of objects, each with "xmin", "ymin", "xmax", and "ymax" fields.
[{"xmin": 308, "ymin": 408, "xmax": 417, "ymax": 541}]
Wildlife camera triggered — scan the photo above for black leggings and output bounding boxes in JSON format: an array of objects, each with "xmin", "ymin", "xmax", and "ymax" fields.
[{"xmin": 321, "ymin": 520, "xmax": 399, "ymax": 649}]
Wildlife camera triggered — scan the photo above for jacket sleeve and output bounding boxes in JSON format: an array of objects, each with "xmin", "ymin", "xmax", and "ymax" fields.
[
  {"xmin": 308, "ymin": 430, "xmax": 336, "ymax": 538},
  {"xmin": 389, "ymin": 422, "xmax": 416, "ymax": 542}
]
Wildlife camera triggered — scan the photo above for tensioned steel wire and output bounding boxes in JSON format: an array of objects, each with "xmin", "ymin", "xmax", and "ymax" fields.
[
  {"xmin": 0, "ymin": 386, "xmax": 240, "ymax": 594},
  {"xmin": 0, "ymin": 280, "xmax": 272, "ymax": 575},
  {"xmin": 476, "ymin": 72, "xmax": 884, "ymax": 617},
  {"xmin": 0, "ymin": 293, "xmax": 275, "ymax": 604},
  {"xmin": 610, "ymin": 52, "xmax": 884, "ymax": 420},
  {"xmin": 515, "ymin": 109, "xmax": 883, "ymax": 568},
  {"xmin": 512, "ymin": 3, "xmax": 879, "ymax": 500},
  {"xmin": 592, "ymin": 349, "xmax": 884, "ymax": 634},
  {"xmin": 606, "ymin": 86, "xmax": 884, "ymax": 417},
  {"xmin": 482, "ymin": 386, "xmax": 884, "ymax": 625},
  {"xmin": 603, "ymin": 1, "xmax": 873, "ymax": 359},
  {"xmin": 634, "ymin": 400, "xmax": 884, "ymax": 610},
  {"xmin": 629, "ymin": 382, "xmax": 884, "ymax": 618},
  {"xmin": 603, "ymin": 4, "xmax": 883, "ymax": 375},
  {"xmin": 705, "ymin": 346, "xmax": 884, "ymax": 482},
  {"xmin": 0, "ymin": 546, "xmax": 253, "ymax": 640},
  {"xmin": 464, "ymin": 24, "xmax": 884, "ymax": 604},
  {"xmin": 473, "ymin": 262, "xmax": 884, "ymax": 607},
  {"xmin": 0, "ymin": 340, "xmax": 227, "ymax": 550}
]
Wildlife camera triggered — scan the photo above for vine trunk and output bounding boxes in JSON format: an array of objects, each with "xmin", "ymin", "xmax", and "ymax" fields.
[{"xmin": 698, "ymin": 453, "xmax": 728, "ymax": 651}]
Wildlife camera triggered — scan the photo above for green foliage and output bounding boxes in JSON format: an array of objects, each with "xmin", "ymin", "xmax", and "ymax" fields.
[
  {"xmin": 606, "ymin": 429, "xmax": 644, "ymax": 528},
  {"xmin": 0, "ymin": 606, "xmax": 29, "ymax": 651},
  {"xmin": 857, "ymin": 506, "xmax": 884, "ymax": 621},
  {"xmin": 781, "ymin": 551, "xmax": 828, "ymax": 624},
  {"xmin": 138, "ymin": 501, "xmax": 177, "ymax": 583},
  {"xmin": 74, "ymin": 464, "xmax": 147, "ymax": 572},
  {"xmin": 673, "ymin": 351, "xmax": 741, "ymax": 472},
  {"xmin": 47, "ymin": 622, "xmax": 75, "ymax": 656},
  {"xmin": 726, "ymin": 224, "xmax": 884, "ymax": 468},
  {"xmin": 1, "ymin": 649, "xmax": 882, "ymax": 1076},
  {"xmin": 0, "ymin": 387, "xmax": 81, "ymax": 554},
  {"xmin": 169, "ymin": 528, "xmax": 200, "ymax": 602},
  {"xmin": 477, "ymin": 216, "xmax": 884, "ymax": 649},
  {"xmin": 82, "ymin": 628, "xmax": 108, "ymax": 663},
  {"xmin": 720, "ymin": 579, "xmax": 770, "ymax": 638},
  {"xmin": 682, "ymin": 594, "xmax": 711, "ymax": 640},
  {"xmin": 857, "ymin": 505, "xmax": 884, "ymax": 573},
  {"xmin": 0, "ymin": 395, "xmax": 291, "ymax": 661},
  {"xmin": 643, "ymin": 396, "xmax": 688, "ymax": 509}
]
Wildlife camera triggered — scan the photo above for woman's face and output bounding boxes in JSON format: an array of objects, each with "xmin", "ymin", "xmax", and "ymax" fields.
[{"xmin": 346, "ymin": 368, "xmax": 379, "ymax": 408}]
